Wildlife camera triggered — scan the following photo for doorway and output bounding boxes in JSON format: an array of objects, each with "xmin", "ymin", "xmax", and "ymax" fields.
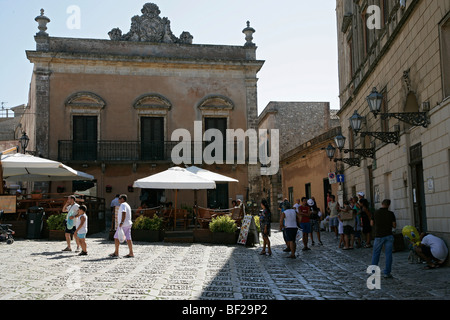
[
  {"xmin": 73, "ymin": 116, "xmax": 97, "ymax": 161},
  {"xmin": 410, "ymin": 143, "xmax": 427, "ymax": 232}
]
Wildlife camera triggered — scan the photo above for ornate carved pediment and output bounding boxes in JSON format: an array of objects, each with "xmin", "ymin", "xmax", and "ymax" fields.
[
  {"xmin": 133, "ymin": 93, "xmax": 172, "ymax": 110},
  {"xmin": 197, "ymin": 95, "xmax": 235, "ymax": 110},
  {"xmin": 108, "ymin": 3, "xmax": 193, "ymax": 44},
  {"xmin": 65, "ymin": 92, "xmax": 106, "ymax": 110}
]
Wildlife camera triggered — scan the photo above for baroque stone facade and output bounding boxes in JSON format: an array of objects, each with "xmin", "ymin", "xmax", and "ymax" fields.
[{"xmin": 21, "ymin": 3, "xmax": 264, "ymax": 209}]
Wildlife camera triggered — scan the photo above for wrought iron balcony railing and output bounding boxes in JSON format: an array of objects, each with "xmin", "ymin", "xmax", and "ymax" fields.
[
  {"xmin": 58, "ymin": 140, "xmax": 244, "ymax": 163},
  {"xmin": 58, "ymin": 140, "xmax": 180, "ymax": 162}
]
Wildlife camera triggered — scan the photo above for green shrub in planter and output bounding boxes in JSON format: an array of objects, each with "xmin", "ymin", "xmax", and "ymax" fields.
[
  {"xmin": 133, "ymin": 215, "xmax": 163, "ymax": 231},
  {"xmin": 209, "ymin": 215, "xmax": 237, "ymax": 233},
  {"xmin": 46, "ymin": 213, "xmax": 66, "ymax": 231}
]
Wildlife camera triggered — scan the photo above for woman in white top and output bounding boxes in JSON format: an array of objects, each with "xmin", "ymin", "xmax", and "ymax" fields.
[{"xmin": 75, "ymin": 205, "xmax": 88, "ymax": 256}]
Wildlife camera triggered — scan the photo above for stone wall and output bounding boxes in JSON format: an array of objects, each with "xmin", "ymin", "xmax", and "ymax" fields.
[{"xmin": 336, "ymin": 0, "xmax": 450, "ymax": 242}]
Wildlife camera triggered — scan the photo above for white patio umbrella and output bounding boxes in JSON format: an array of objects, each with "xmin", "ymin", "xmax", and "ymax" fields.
[
  {"xmin": 1, "ymin": 153, "xmax": 94, "ymax": 182},
  {"xmin": 185, "ymin": 166, "xmax": 239, "ymax": 183},
  {"xmin": 185, "ymin": 165, "xmax": 239, "ymax": 211},
  {"xmin": 133, "ymin": 166, "xmax": 216, "ymax": 229}
]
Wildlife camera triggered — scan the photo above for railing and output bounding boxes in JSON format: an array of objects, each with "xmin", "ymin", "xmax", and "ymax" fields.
[
  {"xmin": 58, "ymin": 140, "xmax": 246, "ymax": 163},
  {"xmin": 58, "ymin": 140, "xmax": 175, "ymax": 162}
]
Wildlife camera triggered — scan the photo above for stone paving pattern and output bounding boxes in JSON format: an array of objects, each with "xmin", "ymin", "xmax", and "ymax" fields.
[{"xmin": 1, "ymin": 224, "xmax": 449, "ymax": 300}]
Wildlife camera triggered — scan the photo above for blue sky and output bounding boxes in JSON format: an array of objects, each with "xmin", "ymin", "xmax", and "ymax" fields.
[{"xmin": 0, "ymin": 0, "xmax": 339, "ymax": 114}]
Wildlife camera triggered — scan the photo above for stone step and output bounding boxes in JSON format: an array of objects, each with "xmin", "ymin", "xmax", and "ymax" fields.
[{"xmin": 164, "ymin": 230, "xmax": 194, "ymax": 243}]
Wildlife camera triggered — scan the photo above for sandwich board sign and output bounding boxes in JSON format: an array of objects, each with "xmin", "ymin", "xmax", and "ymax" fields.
[{"xmin": 237, "ymin": 215, "xmax": 258, "ymax": 246}]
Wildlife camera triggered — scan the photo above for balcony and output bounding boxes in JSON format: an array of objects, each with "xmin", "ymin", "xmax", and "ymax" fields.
[
  {"xmin": 58, "ymin": 140, "xmax": 242, "ymax": 163},
  {"xmin": 58, "ymin": 140, "xmax": 177, "ymax": 163}
]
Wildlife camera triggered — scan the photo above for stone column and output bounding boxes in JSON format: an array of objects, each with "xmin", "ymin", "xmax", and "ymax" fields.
[
  {"xmin": 34, "ymin": 69, "xmax": 51, "ymax": 158},
  {"xmin": 245, "ymin": 77, "xmax": 260, "ymax": 204}
]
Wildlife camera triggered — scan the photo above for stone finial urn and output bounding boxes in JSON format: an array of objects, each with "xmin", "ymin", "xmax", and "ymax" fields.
[
  {"xmin": 242, "ymin": 21, "xmax": 256, "ymax": 47},
  {"xmin": 35, "ymin": 9, "xmax": 50, "ymax": 36}
]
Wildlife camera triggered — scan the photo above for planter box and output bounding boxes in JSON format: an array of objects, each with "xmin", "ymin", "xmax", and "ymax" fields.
[
  {"xmin": 131, "ymin": 229, "xmax": 163, "ymax": 242},
  {"xmin": 193, "ymin": 228, "xmax": 213, "ymax": 243},
  {"xmin": 212, "ymin": 231, "xmax": 238, "ymax": 245},
  {"xmin": 48, "ymin": 230, "xmax": 66, "ymax": 241}
]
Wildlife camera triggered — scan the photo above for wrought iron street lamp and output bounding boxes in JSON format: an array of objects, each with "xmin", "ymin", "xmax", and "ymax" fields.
[
  {"xmin": 325, "ymin": 143, "xmax": 361, "ymax": 167},
  {"xmin": 334, "ymin": 133, "xmax": 346, "ymax": 151},
  {"xmin": 325, "ymin": 143, "xmax": 336, "ymax": 160},
  {"xmin": 349, "ymin": 110, "xmax": 400, "ymax": 145},
  {"xmin": 19, "ymin": 132, "xmax": 30, "ymax": 154},
  {"xmin": 335, "ymin": 133, "xmax": 375, "ymax": 159},
  {"xmin": 367, "ymin": 87, "xmax": 429, "ymax": 128}
]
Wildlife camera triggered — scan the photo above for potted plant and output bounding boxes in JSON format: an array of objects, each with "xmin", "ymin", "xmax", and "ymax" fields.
[
  {"xmin": 131, "ymin": 215, "xmax": 164, "ymax": 242},
  {"xmin": 31, "ymin": 190, "xmax": 43, "ymax": 200},
  {"xmin": 209, "ymin": 215, "xmax": 238, "ymax": 244},
  {"xmin": 46, "ymin": 213, "xmax": 66, "ymax": 240}
]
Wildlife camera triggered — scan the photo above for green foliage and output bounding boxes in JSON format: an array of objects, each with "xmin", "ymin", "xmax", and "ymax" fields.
[
  {"xmin": 46, "ymin": 213, "xmax": 66, "ymax": 231},
  {"xmin": 133, "ymin": 215, "xmax": 163, "ymax": 231},
  {"xmin": 253, "ymin": 215, "xmax": 261, "ymax": 233},
  {"xmin": 209, "ymin": 215, "xmax": 237, "ymax": 234}
]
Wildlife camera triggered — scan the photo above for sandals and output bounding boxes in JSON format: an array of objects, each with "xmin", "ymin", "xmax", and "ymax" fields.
[
  {"xmin": 124, "ymin": 254, "xmax": 134, "ymax": 258},
  {"xmin": 108, "ymin": 253, "xmax": 119, "ymax": 258}
]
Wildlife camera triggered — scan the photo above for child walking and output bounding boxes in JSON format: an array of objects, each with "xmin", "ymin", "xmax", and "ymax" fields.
[{"xmin": 75, "ymin": 205, "xmax": 88, "ymax": 256}]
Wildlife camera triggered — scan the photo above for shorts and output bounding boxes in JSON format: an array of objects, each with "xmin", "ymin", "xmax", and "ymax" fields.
[
  {"xmin": 65, "ymin": 221, "xmax": 76, "ymax": 234},
  {"xmin": 114, "ymin": 226, "xmax": 132, "ymax": 241},
  {"xmin": 300, "ymin": 222, "xmax": 311, "ymax": 234},
  {"xmin": 284, "ymin": 228, "xmax": 298, "ymax": 242},
  {"xmin": 329, "ymin": 216, "xmax": 339, "ymax": 227},
  {"xmin": 77, "ymin": 233, "xmax": 86, "ymax": 239},
  {"xmin": 343, "ymin": 225, "xmax": 354, "ymax": 235},
  {"xmin": 311, "ymin": 220, "xmax": 320, "ymax": 232}
]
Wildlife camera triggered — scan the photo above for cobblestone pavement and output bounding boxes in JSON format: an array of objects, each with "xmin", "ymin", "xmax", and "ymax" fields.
[{"xmin": 1, "ymin": 224, "xmax": 449, "ymax": 301}]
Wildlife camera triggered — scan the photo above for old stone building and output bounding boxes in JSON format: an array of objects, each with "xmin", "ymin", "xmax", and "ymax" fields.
[
  {"xmin": 281, "ymin": 126, "xmax": 341, "ymax": 215},
  {"xmin": 336, "ymin": 0, "xmax": 450, "ymax": 244},
  {"xmin": 257, "ymin": 102, "xmax": 339, "ymax": 219},
  {"xmin": 21, "ymin": 3, "xmax": 264, "ymax": 209}
]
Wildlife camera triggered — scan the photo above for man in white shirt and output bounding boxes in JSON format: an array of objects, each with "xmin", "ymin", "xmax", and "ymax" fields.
[
  {"xmin": 415, "ymin": 233, "xmax": 448, "ymax": 269},
  {"xmin": 110, "ymin": 194, "xmax": 134, "ymax": 258},
  {"xmin": 62, "ymin": 195, "xmax": 80, "ymax": 252}
]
